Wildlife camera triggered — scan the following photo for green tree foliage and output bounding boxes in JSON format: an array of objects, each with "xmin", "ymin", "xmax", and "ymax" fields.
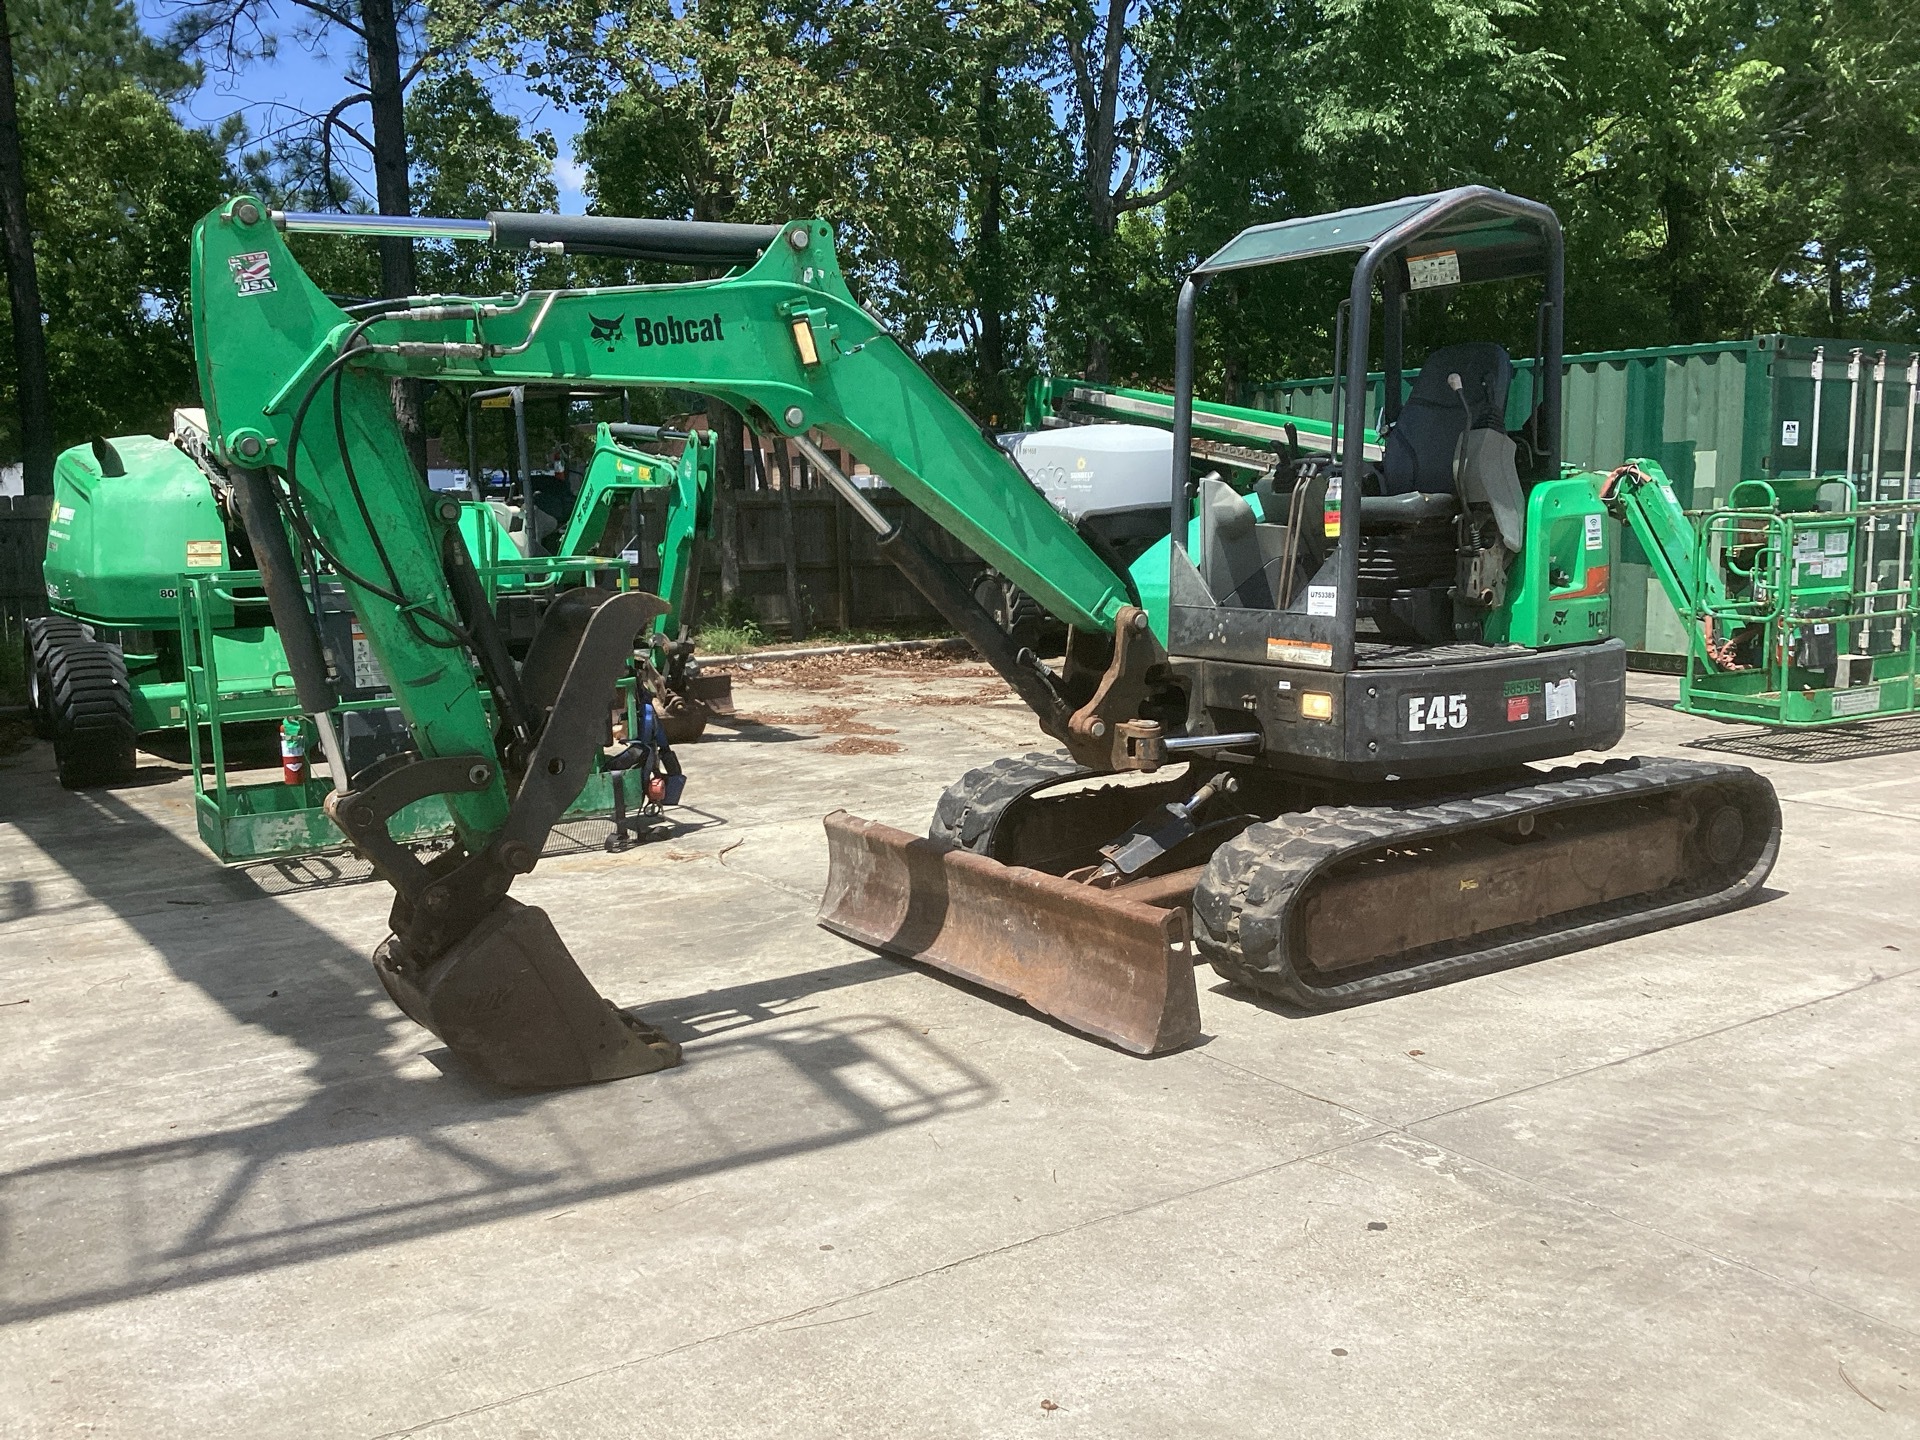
[
  {"xmin": 0, "ymin": 0, "xmax": 230, "ymax": 458},
  {"xmin": 7, "ymin": 0, "xmax": 1916, "ymax": 466},
  {"xmin": 505, "ymin": 0, "xmax": 976, "ymax": 343},
  {"xmin": 406, "ymin": 68, "xmax": 560, "ymax": 293}
]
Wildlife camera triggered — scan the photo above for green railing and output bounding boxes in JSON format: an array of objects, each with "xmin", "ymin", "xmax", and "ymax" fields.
[
  {"xmin": 1680, "ymin": 493, "xmax": 1920, "ymax": 727},
  {"xmin": 178, "ymin": 557, "xmax": 650, "ymax": 862}
]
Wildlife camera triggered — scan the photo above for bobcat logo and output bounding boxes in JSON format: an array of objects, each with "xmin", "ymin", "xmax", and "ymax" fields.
[{"xmin": 589, "ymin": 313, "xmax": 625, "ymax": 351}]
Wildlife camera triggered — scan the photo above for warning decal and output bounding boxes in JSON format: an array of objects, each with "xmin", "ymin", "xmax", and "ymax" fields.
[
  {"xmin": 1267, "ymin": 637, "xmax": 1334, "ymax": 668},
  {"xmin": 1406, "ymin": 250, "xmax": 1461, "ymax": 290}
]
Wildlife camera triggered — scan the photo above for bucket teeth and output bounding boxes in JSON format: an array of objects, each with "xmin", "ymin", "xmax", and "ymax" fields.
[{"xmin": 817, "ymin": 811, "xmax": 1202, "ymax": 1055}]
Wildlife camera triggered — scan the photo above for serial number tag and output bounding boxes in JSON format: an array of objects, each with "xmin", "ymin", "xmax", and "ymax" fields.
[{"xmin": 1406, "ymin": 693, "xmax": 1468, "ymax": 733}]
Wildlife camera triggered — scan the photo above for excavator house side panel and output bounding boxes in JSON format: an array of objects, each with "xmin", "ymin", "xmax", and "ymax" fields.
[{"xmin": 818, "ymin": 812, "xmax": 1201, "ymax": 1055}]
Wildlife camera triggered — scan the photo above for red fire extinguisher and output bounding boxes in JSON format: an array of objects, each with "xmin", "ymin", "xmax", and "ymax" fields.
[{"xmin": 281, "ymin": 716, "xmax": 308, "ymax": 785}]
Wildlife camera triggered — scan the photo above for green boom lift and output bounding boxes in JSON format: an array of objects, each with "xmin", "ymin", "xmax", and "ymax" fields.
[
  {"xmin": 66, "ymin": 185, "xmax": 1781, "ymax": 1087},
  {"xmin": 26, "ymin": 397, "xmax": 719, "ymax": 860},
  {"xmin": 1608, "ymin": 462, "xmax": 1920, "ymax": 726}
]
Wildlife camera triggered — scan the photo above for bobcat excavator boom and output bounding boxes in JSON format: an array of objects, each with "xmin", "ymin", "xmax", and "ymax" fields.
[{"xmin": 188, "ymin": 196, "xmax": 1154, "ymax": 1085}]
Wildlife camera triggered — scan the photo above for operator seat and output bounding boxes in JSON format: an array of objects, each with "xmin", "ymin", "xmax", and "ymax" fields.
[
  {"xmin": 1198, "ymin": 477, "xmax": 1293, "ymax": 609},
  {"xmin": 1380, "ymin": 342, "xmax": 1514, "ymax": 496}
]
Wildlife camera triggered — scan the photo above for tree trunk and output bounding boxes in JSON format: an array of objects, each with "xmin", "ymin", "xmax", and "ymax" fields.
[
  {"xmin": 974, "ymin": 60, "xmax": 1009, "ymax": 422},
  {"xmin": 1078, "ymin": 0, "xmax": 1128, "ymax": 379},
  {"xmin": 1827, "ymin": 244, "xmax": 1845, "ymax": 335},
  {"xmin": 0, "ymin": 0, "xmax": 54, "ymax": 496},
  {"xmin": 1660, "ymin": 178, "xmax": 1703, "ymax": 342},
  {"xmin": 1085, "ymin": 332, "xmax": 1111, "ymax": 383},
  {"xmin": 360, "ymin": 0, "xmax": 425, "ymax": 473},
  {"xmin": 711, "ymin": 401, "xmax": 745, "ymax": 610},
  {"xmin": 771, "ymin": 435, "xmax": 808, "ymax": 642}
]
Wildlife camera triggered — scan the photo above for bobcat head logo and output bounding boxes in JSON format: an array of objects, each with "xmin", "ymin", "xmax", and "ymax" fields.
[{"xmin": 589, "ymin": 313, "xmax": 625, "ymax": 350}]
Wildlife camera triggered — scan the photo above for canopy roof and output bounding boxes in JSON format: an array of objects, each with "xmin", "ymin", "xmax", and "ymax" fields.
[{"xmin": 1195, "ymin": 187, "xmax": 1556, "ymax": 286}]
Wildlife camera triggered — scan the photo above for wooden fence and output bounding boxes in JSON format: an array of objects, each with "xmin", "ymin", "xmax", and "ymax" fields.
[
  {"xmin": 0, "ymin": 487, "xmax": 980, "ymax": 640},
  {"xmin": 706, "ymin": 489, "xmax": 981, "ymax": 633},
  {"xmin": 0, "ymin": 494, "xmax": 52, "ymax": 635}
]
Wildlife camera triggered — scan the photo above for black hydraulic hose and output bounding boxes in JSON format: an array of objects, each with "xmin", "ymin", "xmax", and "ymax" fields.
[
  {"xmin": 227, "ymin": 465, "xmax": 339, "ymax": 717},
  {"xmin": 437, "ymin": 515, "xmax": 537, "ymax": 751},
  {"xmin": 278, "ymin": 328, "xmax": 472, "ymax": 652},
  {"xmin": 328, "ymin": 366, "xmax": 471, "ymax": 650},
  {"xmin": 874, "ymin": 522, "xmax": 1074, "ymax": 738}
]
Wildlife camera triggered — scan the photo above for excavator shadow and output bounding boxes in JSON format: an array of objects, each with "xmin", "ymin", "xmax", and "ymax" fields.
[
  {"xmin": 0, "ymin": 745, "xmax": 994, "ymax": 1327},
  {"xmin": 1683, "ymin": 716, "xmax": 1920, "ymax": 765},
  {"xmin": 236, "ymin": 812, "xmax": 727, "ymax": 896},
  {"xmin": 703, "ymin": 717, "xmax": 822, "ymax": 745}
]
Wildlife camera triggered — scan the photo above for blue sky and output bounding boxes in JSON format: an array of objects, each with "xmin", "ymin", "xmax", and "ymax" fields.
[{"xmin": 141, "ymin": 2, "xmax": 593, "ymax": 214}]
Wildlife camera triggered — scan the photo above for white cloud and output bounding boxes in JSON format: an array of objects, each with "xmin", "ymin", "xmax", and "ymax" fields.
[{"xmin": 555, "ymin": 155, "xmax": 591, "ymax": 197}]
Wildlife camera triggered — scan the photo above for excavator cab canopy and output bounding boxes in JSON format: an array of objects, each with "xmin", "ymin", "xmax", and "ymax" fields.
[
  {"xmin": 1166, "ymin": 186, "xmax": 1567, "ymax": 675},
  {"xmin": 1193, "ymin": 189, "xmax": 1557, "ymax": 286}
]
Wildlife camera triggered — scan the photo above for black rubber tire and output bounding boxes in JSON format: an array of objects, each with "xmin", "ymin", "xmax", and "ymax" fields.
[
  {"xmin": 24, "ymin": 616, "xmax": 88, "ymax": 740},
  {"xmin": 45, "ymin": 635, "xmax": 138, "ymax": 788},
  {"xmin": 971, "ymin": 571, "xmax": 1061, "ymax": 656}
]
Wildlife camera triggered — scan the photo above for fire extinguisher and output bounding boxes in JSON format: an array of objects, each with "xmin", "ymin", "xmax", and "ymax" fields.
[{"xmin": 280, "ymin": 716, "xmax": 308, "ymax": 785}]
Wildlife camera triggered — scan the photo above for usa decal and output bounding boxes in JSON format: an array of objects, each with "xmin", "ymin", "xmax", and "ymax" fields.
[{"xmin": 230, "ymin": 251, "xmax": 276, "ymax": 295}]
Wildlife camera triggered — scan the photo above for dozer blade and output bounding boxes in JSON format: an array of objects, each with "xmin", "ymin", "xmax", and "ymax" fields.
[
  {"xmin": 374, "ymin": 896, "xmax": 681, "ymax": 1088},
  {"xmin": 817, "ymin": 811, "xmax": 1201, "ymax": 1055},
  {"xmin": 686, "ymin": 671, "xmax": 735, "ymax": 716}
]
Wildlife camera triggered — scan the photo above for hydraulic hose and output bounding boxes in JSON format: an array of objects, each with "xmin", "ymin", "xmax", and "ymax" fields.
[{"xmin": 226, "ymin": 464, "xmax": 339, "ymax": 718}]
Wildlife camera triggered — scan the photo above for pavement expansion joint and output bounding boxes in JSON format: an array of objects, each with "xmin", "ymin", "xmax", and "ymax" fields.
[{"xmin": 1398, "ymin": 961, "xmax": 1919, "ymax": 1132}]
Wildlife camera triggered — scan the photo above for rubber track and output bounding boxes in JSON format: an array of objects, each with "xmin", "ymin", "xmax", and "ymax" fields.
[
  {"xmin": 928, "ymin": 751, "xmax": 1089, "ymax": 854},
  {"xmin": 1193, "ymin": 756, "xmax": 1780, "ymax": 1011}
]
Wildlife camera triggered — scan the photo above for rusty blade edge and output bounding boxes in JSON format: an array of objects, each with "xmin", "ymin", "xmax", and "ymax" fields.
[{"xmin": 816, "ymin": 810, "xmax": 1202, "ymax": 1056}]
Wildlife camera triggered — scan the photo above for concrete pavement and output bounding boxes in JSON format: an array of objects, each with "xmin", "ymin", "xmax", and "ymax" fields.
[{"xmin": 1, "ymin": 657, "xmax": 1916, "ymax": 1437}]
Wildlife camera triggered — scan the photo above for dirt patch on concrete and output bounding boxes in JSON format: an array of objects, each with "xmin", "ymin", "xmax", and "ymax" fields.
[
  {"xmin": 712, "ymin": 646, "xmax": 1007, "ymax": 696},
  {"xmin": 817, "ymin": 736, "xmax": 907, "ymax": 757},
  {"xmin": 733, "ymin": 704, "xmax": 898, "ymax": 737}
]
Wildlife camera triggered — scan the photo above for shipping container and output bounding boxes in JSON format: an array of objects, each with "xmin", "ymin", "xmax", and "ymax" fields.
[{"xmin": 1248, "ymin": 337, "xmax": 1920, "ymax": 656}]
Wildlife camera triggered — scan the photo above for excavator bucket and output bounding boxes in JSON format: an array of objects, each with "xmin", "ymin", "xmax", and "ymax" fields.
[
  {"xmin": 686, "ymin": 671, "xmax": 735, "ymax": 716},
  {"xmin": 374, "ymin": 896, "xmax": 681, "ymax": 1089},
  {"xmin": 817, "ymin": 812, "xmax": 1201, "ymax": 1055}
]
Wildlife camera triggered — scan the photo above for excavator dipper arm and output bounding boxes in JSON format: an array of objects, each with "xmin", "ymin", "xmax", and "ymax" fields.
[{"xmin": 188, "ymin": 196, "xmax": 1166, "ymax": 1083}]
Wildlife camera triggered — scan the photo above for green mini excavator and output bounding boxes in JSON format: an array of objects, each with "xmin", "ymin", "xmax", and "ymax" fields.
[{"xmin": 127, "ymin": 184, "xmax": 1777, "ymax": 1086}]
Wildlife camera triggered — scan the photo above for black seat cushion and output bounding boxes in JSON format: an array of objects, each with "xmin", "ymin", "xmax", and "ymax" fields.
[{"xmin": 1380, "ymin": 342, "xmax": 1514, "ymax": 495}]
